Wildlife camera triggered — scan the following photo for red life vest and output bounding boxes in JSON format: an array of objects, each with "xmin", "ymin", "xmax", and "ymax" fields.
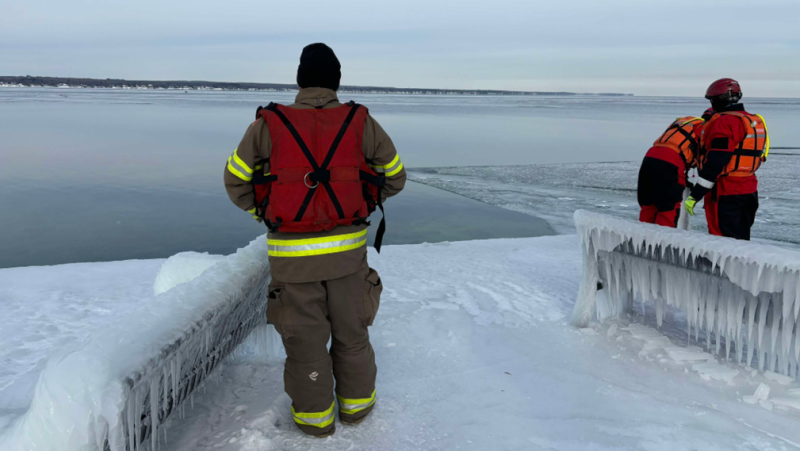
[{"xmin": 251, "ymin": 102, "xmax": 386, "ymax": 245}]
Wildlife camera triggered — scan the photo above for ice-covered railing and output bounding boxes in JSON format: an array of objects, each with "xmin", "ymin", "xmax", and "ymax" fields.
[
  {"xmin": 572, "ymin": 210, "xmax": 800, "ymax": 376},
  {"xmin": 3, "ymin": 237, "xmax": 271, "ymax": 451}
]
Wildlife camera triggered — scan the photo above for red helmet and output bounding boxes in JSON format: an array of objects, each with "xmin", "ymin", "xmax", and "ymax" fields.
[{"xmin": 705, "ymin": 78, "xmax": 742, "ymax": 100}]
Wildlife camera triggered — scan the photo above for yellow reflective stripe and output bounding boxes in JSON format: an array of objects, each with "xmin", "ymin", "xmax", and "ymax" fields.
[
  {"xmin": 337, "ymin": 390, "xmax": 376, "ymax": 415},
  {"xmin": 292, "ymin": 402, "xmax": 335, "ymax": 428},
  {"xmin": 271, "ymin": 240, "xmax": 365, "ymax": 257},
  {"xmin": 232, "ymin": 148, "xmax": 253, "ymax": 175},
  {"xmin": 227, "ymin": 156, "xmax": 252, "ymax": 182},
  {"xmin": 371, "ymin": 154, "xmax": 400, "ymax": 169},
  {"xmin": 268, "ymin": 229, "xmax": 368, "ymax": 257},
  {"xmin": 370, "ymin": 154, "xmax": 404, "ymax": 177},
  {"xmin": 268, "ymin": 229, "xmax": 367, "ymax": 246},
  {"xmin": 269, "ymin": 239, "xmax": 367, "ymax": 257},
  {"xmin": 248, "ymin": 208, "xmax": 258, "ymax": 219},
  {"xmin": 755, "ymin": 114, "xmax": 770, "ymax": 158},
  {"xmin": 386, "ymin": 162, "xmax": 404, "ymax": 177},
  {"xmin": 679, "ymin": 117, "xmax": 704, "ymax": 126}
]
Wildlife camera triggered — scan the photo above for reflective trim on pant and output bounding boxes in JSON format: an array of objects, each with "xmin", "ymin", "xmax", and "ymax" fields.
[
  {"xmin": 268, "ymin": 229, "xmax": 368, "ymax": 257},
  {"xmin": 292, "ymin": 401, "xmax": 336, "ymax": 428},
  {"xmin": 337, "ymin": 390, "xmax": 376, "ymax": 415}
]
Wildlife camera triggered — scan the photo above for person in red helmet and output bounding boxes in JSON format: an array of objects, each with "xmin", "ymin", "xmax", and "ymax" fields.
[
  {"xmin": 684, "ymin": 78, "xmax": 769, "ymax": 240},
  {"xmin": 638, "ymin": 116, "xmax": 704, "ymax": 227}
]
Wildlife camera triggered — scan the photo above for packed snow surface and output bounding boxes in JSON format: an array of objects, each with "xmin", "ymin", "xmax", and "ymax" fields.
[
  {"xmin": 6, "ymin": 235, "xmax": 800, "ymax": 450},
  {"xmin": 0, "ymin": 259, "xmax": 164, "ymax": 417},
  {"xmin": 159, "ymin": 236, "xmax": 800, "ymax": 451}
]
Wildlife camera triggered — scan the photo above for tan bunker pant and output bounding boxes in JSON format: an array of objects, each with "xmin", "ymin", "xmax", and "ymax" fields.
[{"xmin": 267, "ymin": 262, "xmax": 382, "ymax": 435}]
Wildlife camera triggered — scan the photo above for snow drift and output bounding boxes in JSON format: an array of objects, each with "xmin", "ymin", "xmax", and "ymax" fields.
[
  {"xmin": 152, "ymin": 252, "xmax": 225, "ymax": 296},
  {"xmin": 572, "ymin": 210, "xmax": 800, "ymax": 377},
  {"xmin": 2, "ymin": 237, "xmax": 271, "ymax": 451}
]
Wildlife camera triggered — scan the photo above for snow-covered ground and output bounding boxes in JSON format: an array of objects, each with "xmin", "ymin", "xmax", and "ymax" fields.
[
  {"xmin": 0, "ymin": 259, "xmax": 164, "ymax": 426},
  {"xmin": 6, "ymin": 236, "xmax": 800, "ymax": 450}
]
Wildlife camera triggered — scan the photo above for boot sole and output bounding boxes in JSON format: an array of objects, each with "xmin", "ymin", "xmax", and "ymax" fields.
[
  {"xmin": 313, "ymin": 428, "xmax": 336, "ymax": 439},
  {"xmin": 341, "ymin": 416, "xmax": 366, "ymax": 426}
]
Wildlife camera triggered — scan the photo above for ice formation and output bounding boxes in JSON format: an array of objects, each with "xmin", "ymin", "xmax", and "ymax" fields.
[
  {"xmin": 1, "ymin": 236, "xmax": 271, "ymax": 451},
  {"xmin": 572, "ymin": 210, "xmax": 800, "ymax": 377},
  {"xmin": 153, "ymin": 252, "xmax": 225, "ymax": 296}
]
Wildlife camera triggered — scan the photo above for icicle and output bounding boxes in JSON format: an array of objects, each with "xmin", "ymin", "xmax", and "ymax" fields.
[
  {"xmin": 134, "ymin": 388, "xmax": 141, "ymax": 451},
  {"xmin": 127, "ymin": 390, "xmax": 135, "ymax": 451},
  {"xmin": 770, "ymin": 296, "xmax": 781, "ymax": 372},
  {"xmin": 757, "ymin": 294, "xmax": 769, "ymax": 369},
  {"xmin": 718, "ymin": 285, "xmax": 728, "ymax": 357},
  {"xmin": 735, "ymin": 291, "xmax": 746, "ymax": 364},
  {"xmin": 782, "ymin": 276, "xmax": 797, "ymax": 369},
  {"xmin": 162, "ymin": 366, "xmax": 169, "ymax": 424},
  {"xmin": 793, "ymin": 270, "xmax": 800, "ymax": 322},
  {"xmin": 150, "ymin": 376, "xmax": 159, "ymax": 451},
  {"xmin": 747, "ymin": 294, "xmax": 758, "ymax": 368}
]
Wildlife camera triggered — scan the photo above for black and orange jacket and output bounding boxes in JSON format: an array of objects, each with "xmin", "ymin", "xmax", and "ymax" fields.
[
  {"xmin": 651, "ymin": 116, "xmax": 704, "ymax": 165},
  {"xmin": 644, "ymin": 117, "xmax": 704, "ymax": 184}
]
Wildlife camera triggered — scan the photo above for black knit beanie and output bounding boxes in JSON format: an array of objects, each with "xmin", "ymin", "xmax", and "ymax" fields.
[{"xmin": 296, "ymin": 43, "xmax": 341, "ymax": 91}]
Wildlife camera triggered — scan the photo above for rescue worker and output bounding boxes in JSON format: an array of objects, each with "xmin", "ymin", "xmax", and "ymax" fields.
[
  {"xmin": 684, "ymin": 79, "xmax": 768, "ymax": 240},
  {"xmin": 637, "ymin": 116, "xmax": 704, "ymax": 227},
  {"xmin": 224, "ymin": 43, "xmax": 406, "ymax": 437}
]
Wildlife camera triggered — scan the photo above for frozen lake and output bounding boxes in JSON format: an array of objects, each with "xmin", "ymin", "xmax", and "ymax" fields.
[{"xmin": 1, "ymin": 88, "xmax": 799, "ymax": 267}]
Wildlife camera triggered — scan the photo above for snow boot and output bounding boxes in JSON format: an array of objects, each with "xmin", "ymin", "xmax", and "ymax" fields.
[
  {"xmin": 311, "ymin": 426, "xmax": 336, "ymax": 439},
  {"xmin": 340, "ymin": 403, "xmax": 375, "ymax": 426},
  {"xmin": 341, "ymin": 416, "xmax": 366, "ymax": 426}
]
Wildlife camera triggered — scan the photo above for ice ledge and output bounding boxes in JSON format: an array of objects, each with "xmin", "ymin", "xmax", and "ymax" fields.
[
  {"xmin": 572, "ymin": 209, "xmax": 800, "ymax": 307},
  {"xmin": 571, "ymin": 210, "xmax": 800, "ymax": 377},
  {"xmin": 1, "ymin": 236, "xmax": 271, "ymax": 451}
]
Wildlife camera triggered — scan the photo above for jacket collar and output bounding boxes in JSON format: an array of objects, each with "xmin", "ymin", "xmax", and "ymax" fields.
[
  {"xmin": 295, "ymin": 88, "xmax": 339, "ymax": 108},
  {"xmin": 718, "ymin": 103, "xmax": 746, "ymax": 113}
]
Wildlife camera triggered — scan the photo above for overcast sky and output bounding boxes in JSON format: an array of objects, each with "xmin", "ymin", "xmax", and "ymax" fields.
[{"xmin": 1, "ymin": 0, "xmax": 798, "ymax": 97}]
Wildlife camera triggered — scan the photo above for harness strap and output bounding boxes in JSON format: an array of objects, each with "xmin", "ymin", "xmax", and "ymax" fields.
[
  {"xmin": 252, "ymin": 173, "xmax": 278, "ymax": 185},
  {"xmin": 265, "ymin": 103, "xmax": 320, "ymax": 172},
  {"xmin": 360, "ymin": 170, "xmax": 387, "ymax": 253}
]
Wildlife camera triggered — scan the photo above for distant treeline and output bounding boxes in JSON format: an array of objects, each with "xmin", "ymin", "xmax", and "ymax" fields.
[{"xmin": 0, "ymin": 75, "xmax": 632, "ymax": 97}]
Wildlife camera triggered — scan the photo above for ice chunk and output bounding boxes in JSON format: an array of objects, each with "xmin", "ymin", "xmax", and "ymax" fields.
[
  {"xmin": 664, "ymin": 346, "xmax": 713, "ymax": 362},
  {"xmin": 692, "ymin": 362, "xmax": 739, "ymax": 383},
  {"xmin": 743, "ymin": 383, "xmax": 771, "ymax": 404},
  {"xmin": 153, "ymin": 251, "xmax": 225, "ymax": 296},
  {"xmin": 764, "ymin": 370, "xmax": 794, "ymax": 386},
  {"xmin": 771, "ymin": 397, "xmax": 800, "ymax": 410}
]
